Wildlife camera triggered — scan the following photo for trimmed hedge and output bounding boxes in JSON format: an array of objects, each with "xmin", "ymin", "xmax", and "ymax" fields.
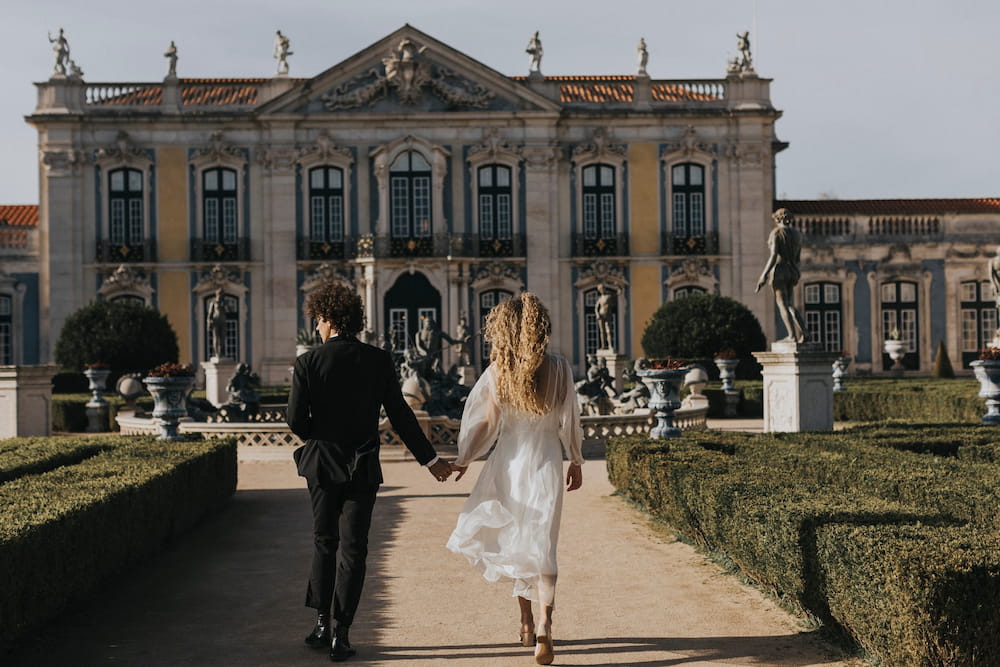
[
  {"xmin": 0, "ymin": 436, "xmax": 115, "ymax": 483},
  {"xmin": 0, "ymin": 435, "xmax": 237, "ymax": 648},
  {"xmin": 607, "ymin": 425, "xmax": 1000, "ymax": 665}
]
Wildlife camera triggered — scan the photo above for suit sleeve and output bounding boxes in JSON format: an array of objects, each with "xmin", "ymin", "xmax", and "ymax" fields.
[
  {"xmin": 287, "ymin": 354, "xmax": 312, "ymax": 440},
  {"xmin": 380, "ymin": 350, "xmax": 437, "ymax": 465}
]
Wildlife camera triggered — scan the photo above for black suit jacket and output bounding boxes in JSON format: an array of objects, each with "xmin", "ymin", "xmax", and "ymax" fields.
[{"xmin": 287, "ymin": 335, "xmax": 436, "ymax": 487}]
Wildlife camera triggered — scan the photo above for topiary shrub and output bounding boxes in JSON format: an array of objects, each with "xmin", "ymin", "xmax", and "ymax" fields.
[
  {"xmin": 54, "ymin": 301, "xmax": 180, "ymax": 381},
  {"xmin": 641, "ymin": 293, "xmax": 766, "ymax": 379}
]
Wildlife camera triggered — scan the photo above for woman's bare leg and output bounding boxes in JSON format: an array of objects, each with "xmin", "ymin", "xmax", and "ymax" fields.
[
  {"xmin": 518, "ymin": 596, "xmax": 534, "ymax": 640},
  {"xmin": 537, "ymin": 575, "xmax": 557, "ymax": 637}
]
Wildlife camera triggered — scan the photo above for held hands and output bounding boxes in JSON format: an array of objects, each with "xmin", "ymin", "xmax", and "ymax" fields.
[
  {"xmin": 428, "ymin": 459, "xmax": 453, "ymax": 482},
  {"xmin": 450, "ymin": 462, "xmax": 468, "ymax": 482},
  {"xmin": 566, "ymin": 462, "xmax": 583, "ymax": 492}
]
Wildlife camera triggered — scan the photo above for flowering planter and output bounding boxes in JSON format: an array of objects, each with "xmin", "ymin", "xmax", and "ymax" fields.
[
  {"xmin": 832, "ymin": 357, "xmax": 851, "ymax": 392},
  {"xmin": 637, "ymin": 367, "xmax": 687, "ymax": 439},
  {"xmin": 143, "ymin": 376, "xmax": 195, "ymax": 439},
  {"xmin": 970, "ymin": 360, "xmax": 1000, "ymax": 425},
  {"xmin": 714, "ymin": 358, "xmax": 740, "ymax": 392}
]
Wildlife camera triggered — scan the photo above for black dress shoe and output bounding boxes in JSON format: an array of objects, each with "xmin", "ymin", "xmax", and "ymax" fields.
[
  {"xmin": 330, "ymin": 635, "xmax": 356, "ymax": 662},
  {"xmin": 305, "ymin": 613, "xmax": 331, "ymax": 648}
]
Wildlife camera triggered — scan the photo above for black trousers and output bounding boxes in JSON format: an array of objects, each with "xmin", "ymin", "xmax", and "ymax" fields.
[{"xmin": 306, "ymin": 479, "xmax": 378, "ymax": 627}]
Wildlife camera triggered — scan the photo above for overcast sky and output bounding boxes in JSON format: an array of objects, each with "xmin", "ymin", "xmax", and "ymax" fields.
[{"xmin": 2, "ymin": 0, "xmax": 997, "ymax": 204}]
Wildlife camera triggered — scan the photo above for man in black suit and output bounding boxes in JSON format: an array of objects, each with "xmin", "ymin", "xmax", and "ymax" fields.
[{"xmin": 288, "ymin": 282, "xmax": 453, "ymax": 661}]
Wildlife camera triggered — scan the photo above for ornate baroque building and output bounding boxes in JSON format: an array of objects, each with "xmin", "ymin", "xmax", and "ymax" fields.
[{"xmin": 12, "ymin": 24, "xmax": 1000, "ymax": 381}]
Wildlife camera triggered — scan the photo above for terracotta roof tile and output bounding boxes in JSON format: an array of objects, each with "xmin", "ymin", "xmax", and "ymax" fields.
[
  {"xmin": 777, "ymin": 199, "xmax": 1000, "ymax": 215},
  {"xmin": 0, "ymin": 205, "xmax": 38, "ymax": 227}
]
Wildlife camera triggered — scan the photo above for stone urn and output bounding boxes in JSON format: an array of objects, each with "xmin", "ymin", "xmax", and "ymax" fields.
[
  {"xmin": 714, "ymin": 357, "xmax": 740, "ymax": 392},
  {"xmin": 84, "ymin": 367, "xmax": 111, "ymax": 432},
  {"xmin": 970, "ymin": 359, "xmax": 1000, "ymax": 425},
  {"xmin": 884, "ymin": 339, "xmax": 907, "ymax": 375},
  {"xmin": 143, "ymin": 375, "xmax": 195, "ymax": 439},
  {"xmin": 832, "ymin": 356, "xmax": 851, "ymax": 392},
  {"xmin": 637, "ymin": 366, "xmax": 687, "ymax": 439}
]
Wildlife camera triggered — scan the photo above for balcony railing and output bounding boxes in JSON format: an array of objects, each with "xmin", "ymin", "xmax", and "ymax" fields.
[
  {"xmin": 190, "ymin": 238, "xmax": 250, "ymax": 262},
  {"xmin": 96, "ymin": 239, "xmax": 156, "ymax": 263},
  {"xmin": 300, "ymin": 234, "xmax": 527, "ymax": 260},
  {"xmin": 661, "ymin": 232, "xmax": 720, "ymax": 255},
  {"xmin": 571, "ymin": 233, "xmax": 630, "ymax": 257},
  {"xmin": 298, "ymin": 238, "xmax": 351, "ymax": 261}
]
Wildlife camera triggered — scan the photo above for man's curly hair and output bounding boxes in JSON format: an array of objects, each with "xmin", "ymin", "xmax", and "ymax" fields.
[{"xmin": 305, "ymin": 282, "xmax": 365, "ymax": 337}]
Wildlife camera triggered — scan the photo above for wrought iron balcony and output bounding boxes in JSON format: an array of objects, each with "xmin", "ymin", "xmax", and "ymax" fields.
[
  {"xmin": 661, "ymin": 232, "xmax": 719, "ymax": 255},
  {"xmin": 297, "ymin": 238, "xmax": 350, "ymax": 261},
  {"xmin": 96, "ymin": 239, "xmax": 156, "ymax": 263},
  {"xmin": 571, "ymin": 233, "xmax": 629, "ymax": 257},
  {"xmin": 351, "ymin": 233, "xmax": 526, "ymax": 260},
  {"xmin": 190, "ymin": 238, "xmax": 250, "ymax": 262}
]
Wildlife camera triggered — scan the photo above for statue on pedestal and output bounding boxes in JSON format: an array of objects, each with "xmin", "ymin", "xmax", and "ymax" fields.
[
  {"xmin": 636, "ymin": 38, "xmax": 648, "ymax": 76},
  {"xmin": 164, "ymin": 41, "xmax": 178, "ymax": 79},
  {"xmin": 595, "ymin": 284, "xmax": 616, "ymax": 351},
  {"xmin": 207, "ymin": 288, "xmax": 230, "ymax": 359},
  {"xmin": 273, "ymin": 30, "xmax": 292, "ymax": 75},
  {"xmin": 225, "ymin": 363, "xmax": 260, "ymax": 420},
  {"xmin": 736, "ymin": 31, "xmax": 753, "ymax": 72},
  {"xmin": 48, "ymin": 28, "xmax": 71, "ymax": 76},
  {"xmin": 453, "ymin": 312, "xmax": 472, "ymax": 367},
  {"xmin": 526, "ymin": 31, "xmax": 543, "ymax": 73},
  {"xmin": 988, "ymin": 246, "xmax": 1000, "ymax": 346},
  {"xmin": 756, "ymin": 208, "xmax": 807, "ymax": 344}
]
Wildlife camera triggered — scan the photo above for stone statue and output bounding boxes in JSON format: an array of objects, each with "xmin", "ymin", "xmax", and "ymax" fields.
[
  {"xmin": 273, "ymin": 30, "xmax": 292, "ymax": 75},
  {"xmin": 226, "ymin": 363, "xmax": 261, "ymax": 418},
  {"xmin": 756, "ymin": 208, "xmax": 807, "ymax": 343},
  {"xmin": 575, "ymin": 354, "xmax": 618, "ymax": 415},
  {"xmin": 414, "ymin": 315, "xmax": 446, "ymax": 376},
  {"xmin": 595, "ymin": 284, "xmax": 616, "ymax": 351},
  {"xmin": 207, "ymin": 287, "xmax": 229, "ymax": 358},
  {"xmin": 636, "ymin": 38, "xmax": 648, "ymax": 76},
  {"xmin": 453, "ymin": 312, "xmax": 472, "ymax": 366},
  {"xmin": 989, "ymin": 246, "xmax": 1000, "ymax": 311},
  {"xmin": 614, "ymin": 362, "xmax": 650, "ymax": 413},
  {"xmin": 526, "ymin": 31, "xmax": 543, "ymax": 73},
  {"xmin": 736, "ymin": 31, "xmax": 753, "ymax": 72},
  {"xmin": 164, "ymin": 41, "xmax": 178, "ymax": 79},
  {"xmin": 48, "ymin": 28, "xmax": 71, "ymax": 76}
]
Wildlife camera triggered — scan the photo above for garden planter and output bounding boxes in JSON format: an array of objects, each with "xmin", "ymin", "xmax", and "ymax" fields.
[
  {"xmin": 84, "ymin": 368, "xmax": 111, "ymax": 432},
  {"xmin": 714, "ymin": 358, "xmax": 739, "ymax": 392},
  {"xmin": 637, "ymin": 367, "xmax": 687, "ymax": 438},
  {"xmin": 970, "ymin": 360, "xmax": 1000, "ymax": 425},
  {"xmin": 884, "ymin": 339, "xmax": 907, "ymax": 376},
  {"xmin": 143, "ymin": 376, "xmax": 195, "ymax": 439},
  {"xmin": 832, "ymin": 357, "xmax": 851, "ymax": 392}
]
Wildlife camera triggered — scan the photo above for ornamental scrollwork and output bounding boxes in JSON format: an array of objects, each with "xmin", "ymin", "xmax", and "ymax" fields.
[
  {"xmin": 297, "ymin": 131, "xmax": 353, "ymax": 164},
  {"xmin": 571, "ymin": 128, "xmax": 626, "ymax": 162},
  {"xmin": 473, "ymin": 261, "xmax": 521, "ymax": 287},
  {"xmin": 575, "ymin": 259, "xmax": 627, "ymax": 288},
  {"xmin": 194, "ymin": 264, "xmax": 242, "ymax": 293},
  {"xmin": 301, "ymin": 263, "xmax": 355, "ymax": 293},
  {"xmin": 95, "ymin": 131, "xmax": 148, "ymax": 165},
  {"xmin": 192, "ymin": 131, "xmax": 243, "ymax": 163},
  {"xmin": 469, "ymin": 128, "xmax": 518, "ymax": 162}
]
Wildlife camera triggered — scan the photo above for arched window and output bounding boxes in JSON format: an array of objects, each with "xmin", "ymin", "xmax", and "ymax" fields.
[
  {"xmin": 673, "ymin": 286, "xmax": 707, "ymax": 299},
  {"xmin": 582, "ymin": 164, "xmax": 616, "ymax": 241},
  {"xmin": 479, "ymin": 289, "xmax": 513, "ymax": 366},
  {"xmin": 204, "ymin": 293, "xmax": 240, "ymax": 360},
  {"xmin": 203, "ymin": 167, "xmax": 238, "ymax": 244},
  {"xmin": 583, "ymin": 287, "xmax": 616, "ymax": 355},
  {"xmin": 881, "ymin": 280, "xmax": 919, "ymax": 370},
  {"xmin": 671, "ymin": 163, "xmax": 705, "ymax": 236},
  {"xmin": 309, "ymin": 166, "xmax": 345, "ymax": 243},
  {"xmin": 390, "ymin": 151, "xmax": 432, "ymax": 239},
  {"xmin": 110, "ymin": 294, "xmax": 147, "ymax": 308},
  {"xmin": 108, "ymin": 167, "xmax": 144, "ymax": 246},
  {"xmin": 960, "ymin": 280, "xmax": 996, "ymax": 368},
  {"xmin": 0, "ymin": 294, "xmax": 11, "ymax": 365},
  {"xmin": 478, "ymin": 164, "xmax": 512, "ymax": 243},
  {"xmin": 804, "ymin": 282, "xmax": 843, "ymax": 352}
]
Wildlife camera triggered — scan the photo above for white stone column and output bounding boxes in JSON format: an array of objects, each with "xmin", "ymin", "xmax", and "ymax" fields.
[
  {"xmin": 521, "ymin": 143, "xmax": 561, "ymax": 326},
  {"xmin": 202, "ymin": 358, "xmax": 239, "ymax": 408},
  {"xmin": 752, "ymin": 343, "xmax": 839, "ymax": 432},
  {"xmin": 0, "ymin": 365, "xmax": 57, "ymax": 438}
]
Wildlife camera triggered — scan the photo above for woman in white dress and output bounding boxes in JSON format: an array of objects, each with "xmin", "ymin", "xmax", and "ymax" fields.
[{"xmin": 447, "ymin": 292, "xmax": 584, "ymax": 665}]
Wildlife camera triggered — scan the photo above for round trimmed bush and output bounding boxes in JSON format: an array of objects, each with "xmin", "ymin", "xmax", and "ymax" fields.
[
  {"xmin": 55, "ymin": 301, "xmax": 180, "ymax": 377},
  {"xmin": 640, "ymin": 293, "xmax": 766, "ymax": 379}
]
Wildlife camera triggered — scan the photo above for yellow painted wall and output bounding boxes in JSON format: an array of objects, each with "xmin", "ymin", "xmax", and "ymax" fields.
[
  {"xmin": 156, "ymin": 149, "xmax": 191, "ymax": 362},
  {"xmin": 630, "ymin": 263, "xmax": 661, "ymax": 355},
  {"xmin": 628, "ymin": 143, "xmax": 659, "ymax": 255}
]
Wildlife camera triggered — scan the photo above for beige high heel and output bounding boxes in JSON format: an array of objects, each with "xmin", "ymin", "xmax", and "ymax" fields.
[
  {"xmin": 534, "ymin": 634, "xmax": 553, "ymax": 665},
  {"xmin": 519, "ymin": 629, "xmax": 536, "ymax": 647}
]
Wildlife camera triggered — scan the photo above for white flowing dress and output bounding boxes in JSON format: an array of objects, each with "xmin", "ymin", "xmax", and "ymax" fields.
[{"xmin": 446, "ymin": 354, "xmax": 584, "ymax": 605}]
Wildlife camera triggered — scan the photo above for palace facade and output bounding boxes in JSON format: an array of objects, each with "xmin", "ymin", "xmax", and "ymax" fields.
[{"xmin": 7, "ymin": 24, "xmax": 999, "ymax": 382}]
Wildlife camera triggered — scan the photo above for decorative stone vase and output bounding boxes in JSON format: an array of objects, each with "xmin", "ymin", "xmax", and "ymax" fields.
[
  {"xmin": 637, "ymin": 367, "xmax": 687, "ymax": 439},
  {"xmin": 143, "ymin": 376, "xmax": 195, "ymax": 439},
  {"xmin": 884, "ymin": 339, "xmax": 907, "ymax": 375},
  {"xmin": 832, "ymin": 356, "xmax": 851, "ymax": 392},
  {"xmin": 84, "ymin": 368, "xmax": 111, "ymax": 432},
  {"xmin": 970, "ymin": 360, "xmax": 1000, "ymax": 425},
  {"xmin": 714, "ymin": 358, "xmax": 740, "ymax": 392}
]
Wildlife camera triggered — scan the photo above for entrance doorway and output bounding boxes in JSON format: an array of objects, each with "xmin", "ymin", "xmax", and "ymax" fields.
[{"xmin": 384, "ymin": 271, "xmax": 441, "ymax": 357}]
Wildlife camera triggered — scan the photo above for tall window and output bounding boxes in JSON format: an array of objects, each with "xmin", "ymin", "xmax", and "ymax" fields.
[
  {"xmin": 390, "ymin": 151, "xmax": 431, "ymax": 238},
  {"xmin": 203, "ymin": 167, "xmax": 238, "ymax": 244},
  {"xmin": 584, "ymin": 288, "xmax": 616, "ymax": 355},
  {"xmin": 960, "ymin": 280, "xmax": 996, "ymax": 368},
  {"xmin": 0, "ymin": 295, "xmax": 11, "ymax": 365},
  {"xmin": 478, "ymin": 165, "xmax": 512, "ymax": 242},
  {"xmin": 479, "ymin": 289, "xmax": 513, "ymax": 365},
  {"xmin": 109, "ymin": 167, "xmax": 144, "ymax": 245},
  {"xmin": 110, "ymin": 294, "xmax": 146, "ymax": 308},
  {"xmin": 309, "ymin": 166, "xmax": 344, "ymax": 242},
  {"xmin": 389, "ymin": 308, "xmax": 409, "ymax": 352},
  {"xmin": 582, "ymin": 164, "xmax": 616, "ymax": 239},
  {"xmin": 205, "ymin": 293, "xmax": 239, "ymax": 360},
  {"xmin": 804, "ymin": 282, "xmax": 843, "ymax": 353},
  {"xmin": 673, "ymin": 286, "xmax": 706, "ymax": 299},
  {"xmin": 881, "ymin": 280, "xmax": 919, "ymax": 370},
  {"xmin": 671, "ymin": 163, "xmax": 705, "ymax": 236}
]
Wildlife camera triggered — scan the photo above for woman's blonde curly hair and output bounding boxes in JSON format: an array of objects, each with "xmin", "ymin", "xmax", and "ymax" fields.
[{"xmin": 484, "ymin": 291, "xmax": 552, "ymax": 415}]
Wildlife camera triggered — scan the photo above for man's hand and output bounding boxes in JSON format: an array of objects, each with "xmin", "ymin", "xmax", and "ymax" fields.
[
  {"xmin": 566, "ymin": 462, "xmax": 583, "ymax": 491},
  {"xmin": 428, "ymin": 459, "xmax": 452, "ymax": 482},
  {"xmin": 450, "ymin": 462, "xmax": 468, "ymax": 482}
]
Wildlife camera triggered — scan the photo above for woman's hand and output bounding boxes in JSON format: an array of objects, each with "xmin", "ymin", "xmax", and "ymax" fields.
[
  {"xmin": 451, "ymin": 462, "xmax": 468, "ymax": 481},
  {"xmin": 566, "ymin": 462, "xmax": 583, "ymax": 491}
]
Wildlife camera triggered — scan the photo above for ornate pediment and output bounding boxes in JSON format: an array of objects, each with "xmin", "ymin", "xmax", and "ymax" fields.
[
  {"xmin": 468, "ymin": 128, "xmax": 519, "ymax": 163},
  {"xmin": 95, "ymin": 131, "xmax": 150, "ymax": 166},
  {"xmin": 662, "ymin": 126, "xmax": 715, "ymax": 160},
  {"xmin": 321, "ymin": 37, "xmax": 495, "ymax": 110},
  {"xmin": 301, "ymin": 263, "xmax": 355, "ymax": 292},
  {"xmin": 472, "ymin": 261, "xmax": 522, "ymax": 287},
  {"xmin": 574, "ymin": 259, "xmax": 627, "ymax": 288},
  {"xmin": 193, "ymin": 264, "xmax": 243, "ymax": 295},
  {"xmin": 192, "ymin": 131, "xmax": 243, "ymax": 163},
  {"xmin": 572, "ymin": 128, "xmax": 626, "ymax": 163},
  {"xmin": 298, "ymin": 131, "xmax": 353, "ymax": 164}
]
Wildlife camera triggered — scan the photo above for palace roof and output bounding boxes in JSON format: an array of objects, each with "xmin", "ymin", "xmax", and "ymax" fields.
[
  {"xmin": 777, "ymin": 199, "xmax": 1000, "ymax": 215},
  {"xmin": 0, "ymin": 205, "xmax": 38, "ymax": 227}
]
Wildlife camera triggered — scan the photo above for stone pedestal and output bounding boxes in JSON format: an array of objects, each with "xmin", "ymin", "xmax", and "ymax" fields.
[
  {"xmin": 0, "ymin": 365, "xmax": 57, "ymax": 438},
  {"xmin": 752, "ymin": 342, "xmax": 839, "ymax": 433},
  {"xmin": 723, "ymin": 390, "xmax": 741, "ymax": 417},
  {"xmin": 203, "ymin": 357, "xmax": 238, "ymax": 408},
  {"xmin": 456, "ymin": 365, "xmax": 477, "ymax": 387},
  {"xmin": 596, "ymin": 349, "xmax": 627, "ymax": 395}
]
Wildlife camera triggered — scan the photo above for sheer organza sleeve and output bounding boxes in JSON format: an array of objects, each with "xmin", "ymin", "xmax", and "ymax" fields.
[
  {"xmin": 556, "ymin": 356, "xmax": 585, "ymax": 465},
  {"xmin": 454, "ymin": 367, "xmax": 502, "ymax": 467}
]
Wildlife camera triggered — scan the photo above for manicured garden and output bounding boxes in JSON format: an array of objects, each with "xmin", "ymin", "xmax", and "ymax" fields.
[{"xmin": 607, "ymin": 423, "xmax": 1000, "ymax": 665}]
